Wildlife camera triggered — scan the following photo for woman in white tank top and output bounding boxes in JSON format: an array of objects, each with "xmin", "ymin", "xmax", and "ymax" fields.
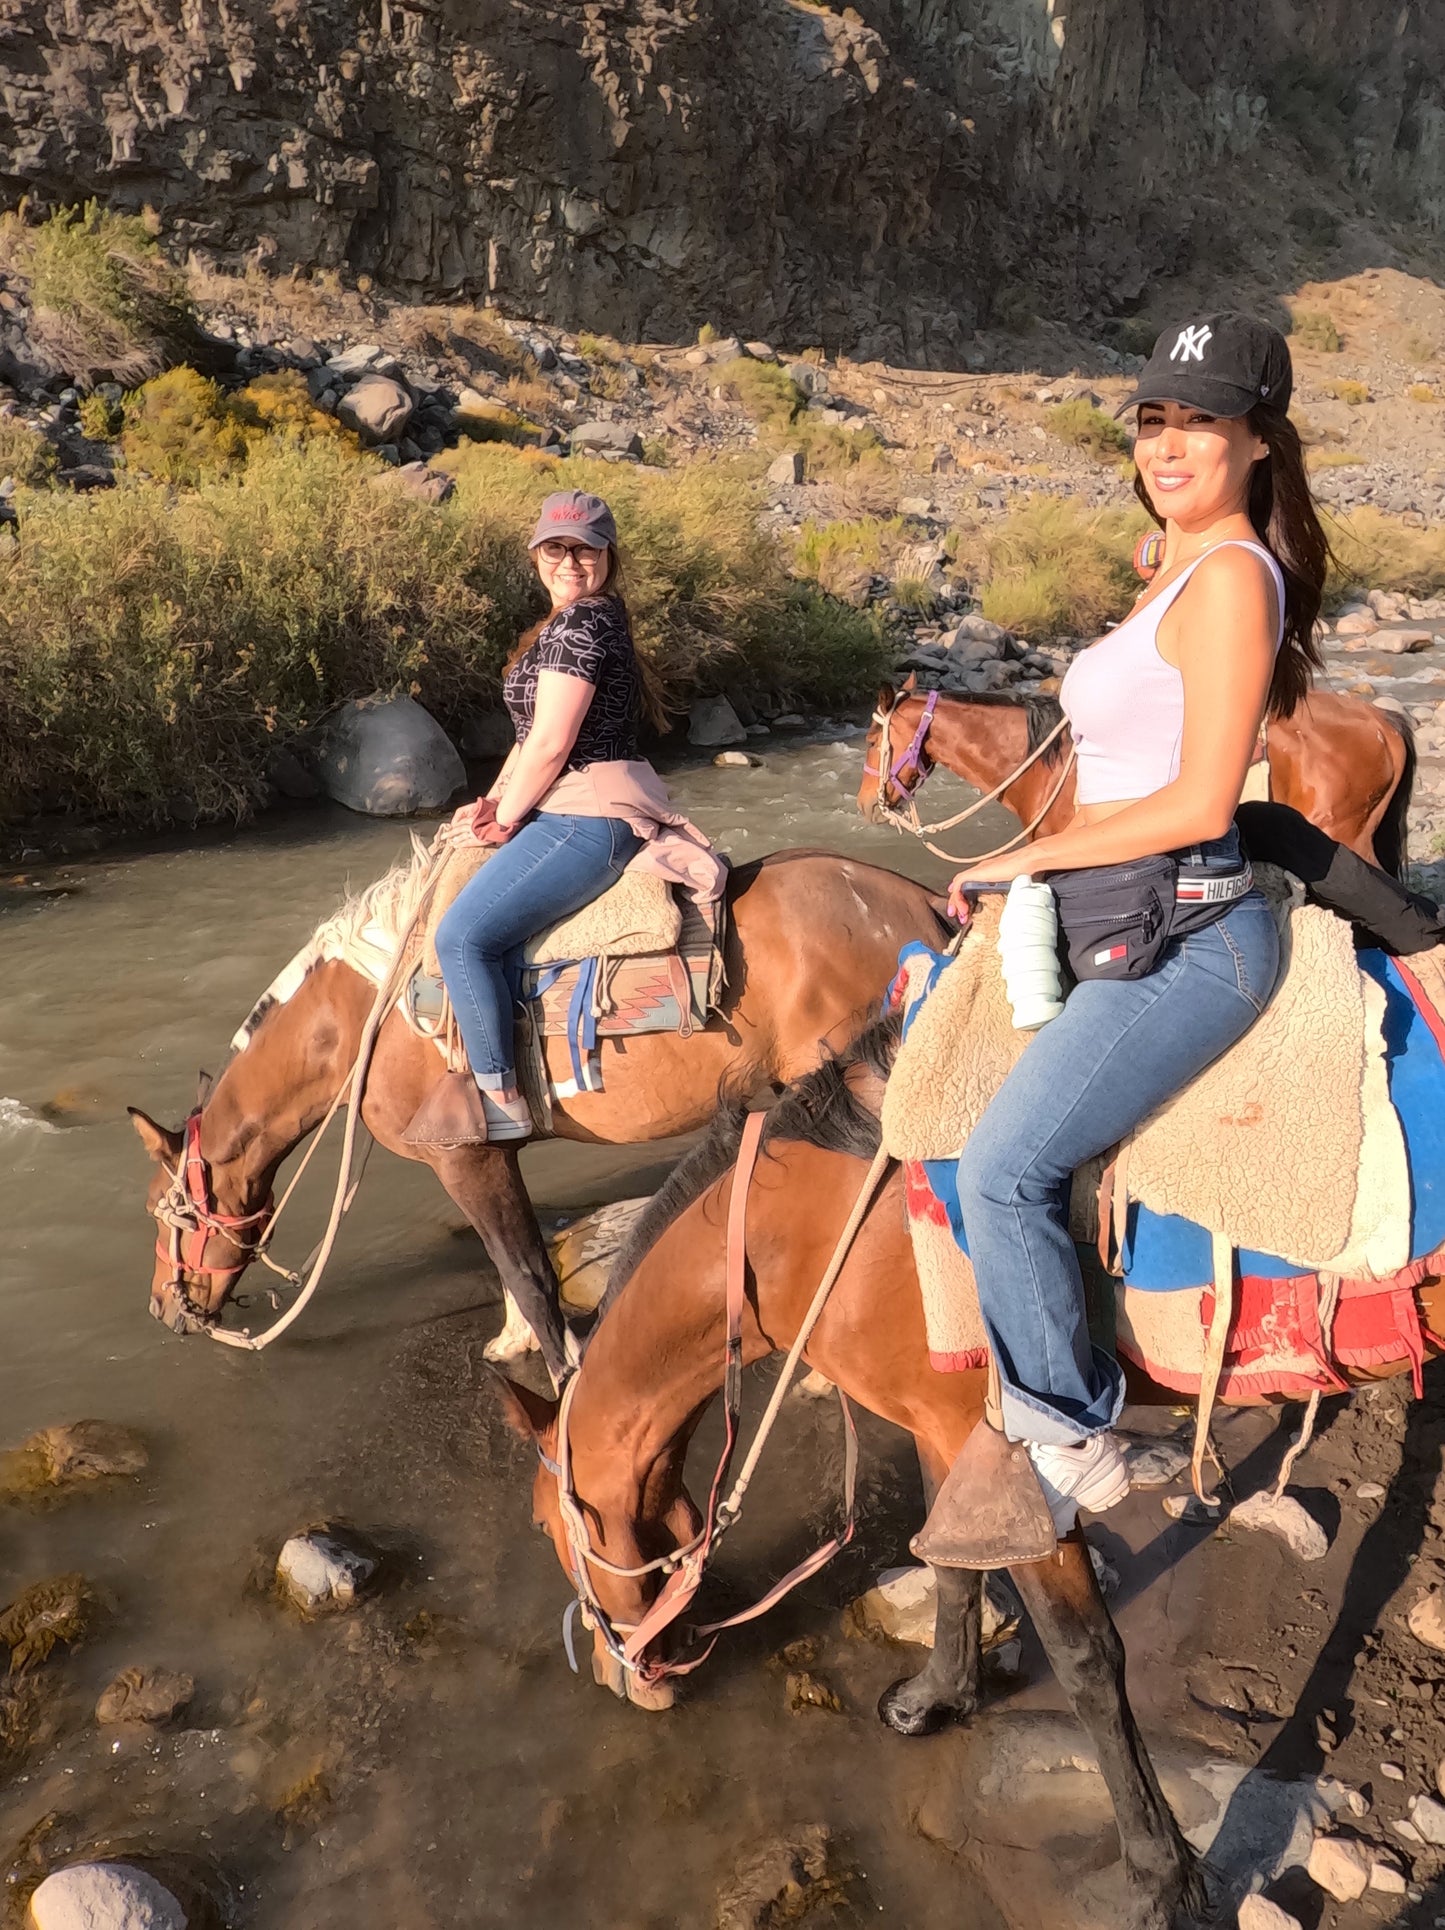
[{"xmin": 921, "ymin": 313, "xmax": 1333, "ymax": 1563}]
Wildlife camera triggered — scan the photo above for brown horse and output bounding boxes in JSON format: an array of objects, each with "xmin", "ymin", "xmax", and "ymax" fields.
[
  {"xmin": 858, "ymin": 681, "xmax": 1416, "ymax": 872},
  {"xmin": 500, "ymin": 1018, "xmax": 1445, "ymax": 1928},
  {"xmin": 130, "ymin": 850, "xmax": 949, "ymax": 1384}
]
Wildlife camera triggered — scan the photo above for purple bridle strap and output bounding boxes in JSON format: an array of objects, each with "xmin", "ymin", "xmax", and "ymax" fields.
[{"xmin": 864, "ymin": 689, "xmax": 939, "ymax": 798}]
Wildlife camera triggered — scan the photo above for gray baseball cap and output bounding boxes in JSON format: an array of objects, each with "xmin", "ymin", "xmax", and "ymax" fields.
[{"xmin": 527, "ymin": 489, "xmax": 617, "ymax": 550}]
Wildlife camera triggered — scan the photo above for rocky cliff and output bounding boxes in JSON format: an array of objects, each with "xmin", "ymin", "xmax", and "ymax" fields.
[{"xmin": 2, "ymin": 0, "xmax": 1442, "ymax": 360}]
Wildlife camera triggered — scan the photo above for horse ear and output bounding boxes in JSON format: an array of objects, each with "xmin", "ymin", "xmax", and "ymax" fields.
[
  {"xmin": 875, "ymin": 681, "xmax": 896, "ymax": 711},
  {"xmin": 490, "ymin": 1372, "xmax": 559, "ymax": 1443},
  {"xmin": 196, "ymin": 1069, "xmax": 213, "ymax": 1107},
  {"xmin": 128, "ymin": 1108, "xmax": 182, "ymax": 1164},
  {"xmin": 900, "ymin": 670, "xmax": 918, "ymax": 695}
]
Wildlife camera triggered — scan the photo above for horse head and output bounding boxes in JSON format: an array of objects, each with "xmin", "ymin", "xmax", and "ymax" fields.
[
  {"xmin": 495, "ymin": 1372, "xmax": 697, "ymax": 1711},
  {"xmin": 857, "ymin": 673, "xmax": 932, "ymax": 822},
  {"xmin": 129, "ymin": 1103, "xmax": 275, "ymax": 1335}
]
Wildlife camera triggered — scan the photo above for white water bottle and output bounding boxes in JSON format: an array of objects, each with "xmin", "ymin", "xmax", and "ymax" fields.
[{"xmin": 998, "ymin": 875, "xmax": 1065, "ymax": 1031}]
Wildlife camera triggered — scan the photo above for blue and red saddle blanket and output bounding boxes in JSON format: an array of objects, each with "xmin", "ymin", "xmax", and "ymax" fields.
[{"xmin": 900, "ymin": 946, "xmax": 1445, "ymax": 1399}]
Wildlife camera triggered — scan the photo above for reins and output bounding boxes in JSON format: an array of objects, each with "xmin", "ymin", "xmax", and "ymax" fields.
[
  {"xmin": 867, "ymin": 690, "xmax": 1076, "ymax": 866},
  {"xmin": 547, "ymin": 1109, "xmax": 894, "ymax": 1686},
  {"xmin": 151, "ymin": 843, "xmax": 450, "ymax": 1352}
]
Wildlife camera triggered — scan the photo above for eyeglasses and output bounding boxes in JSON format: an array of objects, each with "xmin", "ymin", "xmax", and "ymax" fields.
[{"xmin": 536, "ymin": 540, "xmax": 606, "ymax": 565}]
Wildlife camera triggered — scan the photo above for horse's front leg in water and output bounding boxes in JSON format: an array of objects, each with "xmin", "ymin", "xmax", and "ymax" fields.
[
  {"xmin": 877, "ymin": 1565, "xmax": 983, "ymax": 1736},
  {"xmin": 1009, "ymin": 1532, "xmax": 1208, "ymax": 1930},
  {"xmin": 433, "ymin": 1145, "xmax": 568, "ymax": 1385}
]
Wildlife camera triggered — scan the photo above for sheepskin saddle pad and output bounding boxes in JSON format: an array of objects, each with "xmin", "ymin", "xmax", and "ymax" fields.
[{"xmin": 883, "ymin": 877, "xmax": 1445, "ymax": 1399}]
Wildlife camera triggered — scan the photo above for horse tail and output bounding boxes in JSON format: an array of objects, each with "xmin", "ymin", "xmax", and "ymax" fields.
[{"xmin": 1374, "ymin": 710, "xmax": 1416, "ymax": 878}]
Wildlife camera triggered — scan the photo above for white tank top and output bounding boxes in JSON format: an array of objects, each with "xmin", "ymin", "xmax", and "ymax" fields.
[{"xmin": 1059, "ymin": 539, "xmax": 1286, "ymax": 806}]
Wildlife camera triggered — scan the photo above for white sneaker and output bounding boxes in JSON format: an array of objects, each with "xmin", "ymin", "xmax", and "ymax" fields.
[
  {"xmin": 1027, "ymin": 1434, "xmax": 1131, "ymax": 1536},
  {"xmin": 480, "ymin": 1088, "xmax": 533, "ymax": 1142}
]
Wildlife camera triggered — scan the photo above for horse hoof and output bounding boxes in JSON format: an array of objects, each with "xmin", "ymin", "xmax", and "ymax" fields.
[
  {"xmin": 483, "ymin": 1326, "xmax": 539, "ymax": 1364},
  {"xmin": 625, "ymin": 1673, "xmax": 676, "ymax": 1713},
  {"xmin": 876, "ymin": 1677, "xmax": 971, "ymax": 1737}
]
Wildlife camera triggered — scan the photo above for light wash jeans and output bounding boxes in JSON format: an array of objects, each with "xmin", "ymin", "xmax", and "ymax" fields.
[
  {"xmin": 434, "ymin": 812, "xmax": 642, "ymax": 1088},
  {"xmin": 956, "ymin": 856, "xmax": 1279, "ymax": 1446}
]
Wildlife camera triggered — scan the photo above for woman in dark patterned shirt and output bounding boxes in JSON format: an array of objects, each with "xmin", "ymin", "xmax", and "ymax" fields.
[{"xmin": 409, "ymin": 490, "xmax": 650, "ymax": 1146}]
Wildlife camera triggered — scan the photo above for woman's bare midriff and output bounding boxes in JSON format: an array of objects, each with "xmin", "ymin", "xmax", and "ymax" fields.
[{"xmin": 1078, "ymin": 798, "xmax": 1144, "ymax": 825}]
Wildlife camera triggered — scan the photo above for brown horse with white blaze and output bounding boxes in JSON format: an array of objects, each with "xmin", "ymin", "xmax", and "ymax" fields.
[
  {"xmin": 130, "ymin": 850, "xmax": 949, "ymax": 1384},
  {"xmin": 501, "ymin": 1018, "xmax": 1445, "ymax": 1929},
  {"xmin": 859, "ymin": 680, "xmax": 1415, "ymax": 872}
]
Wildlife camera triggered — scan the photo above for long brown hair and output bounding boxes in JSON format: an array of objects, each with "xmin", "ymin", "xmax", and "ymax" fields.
[
  {"xmin": 1133, "ymin": 403, "xmax": 1326, "ymax": 719},
  {"xmin": 504, "ymin": 546, "xmax": 670, "ymax": 731}
]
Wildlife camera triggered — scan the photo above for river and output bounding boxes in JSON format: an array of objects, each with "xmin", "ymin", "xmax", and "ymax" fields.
[{"xmin": 0, "ymin": 736, "xmax": 1025, "ymax": 1928}]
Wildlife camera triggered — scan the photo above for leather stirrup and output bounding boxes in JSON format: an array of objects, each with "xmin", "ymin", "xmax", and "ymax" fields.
[
  {"xmin": 910, "ymin": 1419, "xmax": 1059, "ymax": 1569},
  {"xmin": 401, "ymin": 1071, "xmax": 492, "ymax": 1149}
]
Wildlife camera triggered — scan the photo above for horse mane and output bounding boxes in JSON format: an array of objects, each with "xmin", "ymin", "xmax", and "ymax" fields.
[
  {"xmin": 938, "ymin": 689, "xmax": 1068, "ymax": 766},
  {"xmin": 594, "ymin": 1012, "xmax": 903, "ymax": 1326},
  {"xmin": 231, "ymin": 832, "xmax": 435, "ymax": 1052}
]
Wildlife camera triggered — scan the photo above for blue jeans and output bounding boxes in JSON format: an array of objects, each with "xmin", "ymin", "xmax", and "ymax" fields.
[
  {"xmin": 434, "ymin": 812, "xmax": 643, "ymax": 1088},
  {"xmin": 956, "ymin": 874, "xmax": 1280, "ymax": 1445}
]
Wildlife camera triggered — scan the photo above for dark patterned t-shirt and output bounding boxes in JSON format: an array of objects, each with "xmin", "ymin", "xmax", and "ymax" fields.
[{"xmin": 502, "ymin": 595, "xmax": 642, "ymax": 770}]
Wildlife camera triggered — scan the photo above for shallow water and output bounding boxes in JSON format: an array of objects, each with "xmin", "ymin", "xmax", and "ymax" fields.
[{"xmin": 0, "ymin": 737, "xmax": 1027, "ymax": 1927}]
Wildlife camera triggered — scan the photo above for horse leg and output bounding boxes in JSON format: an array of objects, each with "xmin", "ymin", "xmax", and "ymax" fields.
[
  {"xmin": 431, "ymin": 1145, "xmax": 569, "ymax": 1385},
  {"xmin": 878, "ymin": 1442, "xmax": 983, "ymax": 1736},
  {"xmin": 1008, "ymin": 1533, "xmax": 1206, "ymax": 1930}
]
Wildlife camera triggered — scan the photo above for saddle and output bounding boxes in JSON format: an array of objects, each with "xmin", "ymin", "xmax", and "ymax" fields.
[
  {"xmin": 402, "ymin": 842, "xmax": 725, "ymax": 1130},
  {"xmin": 884, "ymin": 878, "xmax": 1445, "ymax": 1422}
]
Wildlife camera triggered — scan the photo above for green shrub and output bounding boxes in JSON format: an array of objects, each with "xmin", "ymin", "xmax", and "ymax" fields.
[
  {"xmin": 119, "ymin": 367, "xmax": 250, "ymax": 485},
  {"xmin": 954, "ymin": 497, "xmax": 1150, "ymax": 639},
  {"xmin": 718, "ymin": 358, "xmax": 807, "ymax": 433},
  {"xmin": 794, "ymin": 516, "xmax": 905, "ymax": 597},
  {"xmin": 1323, "ymin": 378, "xmax": 1369, "ymax": 405},
  {"xmin": 1290, "ymin": 310, "xmax": 1341, "ymax": 353},
  {"xmin": 15, "ymin": 201, "xmax": 197, "ymax": 385},
  {"xmin": 78, "ymin": 391, "xmax": 124, "ymax": 440},
  {"xmin": 1045, "ymin": 400, "xmax": 1131, "ymax": 460},
  {"xmin": 697, "ymin": 322, "xmax": 719, "ymax": 346},
  {"xmin": 891, "ymin": 574, "xmax": 939, "ymax": 615},
  {"xmin": 0, "ymin": 420, "xmax": 57, "ymax": 487},
  {"xmin": 1408, "ymin": 383, "xmax": 1438, "ymax": 404},
  {"xmin": 231, "ymin": 370, "xmax": 349, "ymax": 444},
  {"xmin": 577, "ymin": 332, "xmax": 623, "ymax": 363},
  {"xmin": 1327, "ymin": 509, "xmax": 1445, "ymax": 602}
]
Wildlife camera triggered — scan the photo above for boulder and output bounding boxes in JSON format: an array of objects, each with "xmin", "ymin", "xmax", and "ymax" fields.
[
  {"xmin": 568, "ymin": 419, "xmax": 643, "ymax": 458},
  {"xmin": 336, "ymin": 374, "xmax": 413, "ymax": 444},
  {"xmin": 389, "ymin": 461, "xmax": 454, "ymax": 505},
  {"xmin": 1305, "ymin": 1833, "xmax": 1370, "ymax": 1900},
  {"xmin": 1236, "ymin": 1898, "xmax": 1301, "ymax": 1930},
  {"xmin": 1372, "ymin": 628, "xmax": 1433, "ymax": 654},
  {"xmin": 1368, "ymin": 589, "xmax": 1407, "ymax": 621},
  {"xmin": 276, "ymin": 1528, "xmax": 377, "ymax": 1614},
  {"xmin": 847, "ymin": 1565, "xmax": 1015, "ymax": 1649},
  {"xmin": 745, "ymin": 341, "xmax": 777, "ymax": 361},
  {"xmin": 898, "ymin": 495, "xmax": 934, "ymax": 518},
  {"xmin": 786, "ymin": 361, "xmax": 826, "ymax": 396},
  {"xmin": 767, "ymin": 449, "xmax": 804, "ymax": 487},
  {"xmin": 325, "ymin": 343, "xmax": 399, "ymax": 381},
  {"xmin": 1409, "ymin": 1792, "xmax": 1445, "ymax": 1845},
  {"xmin": 29, "ymin": 1863, "xmax": 188, "ymax": 1930},
  {"xmin": 313, "ymin": 694, "xmax": 465, "ymax": 817},
  {"xmin": 305, "ymin": 366, "xmax": 338, "ymax": 402},
  {"xmin": 687, "ymin": 695, "xmax": 747, "ymax": 747},
  {"xmin": 1407, "ymin": 1587, "xmax": 1445, "ymax": 1653},
  {"xmin": 1333, "ymin": 611, "xmax": 1377, "ymax": 638},
  {"xmin": 95, "ymin": 1665, "xmax": 195, "ymax": 1726},
  {"xmin": 1230, "ymin": 1489, "xmax": 1329, "ymax": 1561},
  {"xmin": 948, "ymin": 630, "xmax": 1006, "ymax": 663},
  {"xmin": 953, "ymin": 613, "xmax": 1009, "ymax": 645}
]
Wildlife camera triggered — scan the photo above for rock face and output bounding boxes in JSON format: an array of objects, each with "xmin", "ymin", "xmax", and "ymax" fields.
[
  {"xmin": 29, "ymin": 1863, "xmax": 188, "ymax": 1930},
  {"xmin": 313, "ymin": 694, "xmax": 464, "ymax": 816},
  {"xmin": 8, "ymin": 5, "xmax": 1445, "ymax": 357}
]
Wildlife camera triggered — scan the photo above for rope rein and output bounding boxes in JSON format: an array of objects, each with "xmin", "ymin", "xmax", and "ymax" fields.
[{"xmin": 868, "ymin": 693, "xmax": 1077, "ymax": 867}]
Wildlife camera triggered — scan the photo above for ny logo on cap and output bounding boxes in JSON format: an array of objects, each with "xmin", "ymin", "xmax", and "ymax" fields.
[{"xmin": 1169, "ymin": 324, "xmax": 1213, "ymax": 364}]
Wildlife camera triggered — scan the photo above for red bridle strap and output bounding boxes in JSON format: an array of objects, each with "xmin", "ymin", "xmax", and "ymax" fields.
[{"xmin": 153, "ymin": 1110, "xmax": 272, "ymax": 1282}]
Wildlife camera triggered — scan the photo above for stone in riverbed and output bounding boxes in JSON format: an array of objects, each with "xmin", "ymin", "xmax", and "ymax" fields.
[
  {"xmin": 1333, "ymin": 611, "xmax": 1377, "ymax": 638},
  {"xmin": 1, "ymin": 1574, "xmax": 99, "ymax": 1671},
  {"xmin": 1, "ymin": 1420, "xmax": 147, "ymax": 1499},
  {"xmin": 277, "ymin": 1530, "xmax": 377, "ymax": 1614},
  {"xmin": 95, "ymin": 1665, "xmax": 195, "ymax": 1727},
  {"xmin": 313, "ymin": 694, "xmax": 465, "ymax": 816},
  {"xmin": 688, "ymin": 695, "xmax": 747, "ymax": 747},
  {"xmin": 1230, "ymin": 1489, "xmax": 1329, "ymax": 1561},
  {"xmin": 1372, "ymin": 629, "xmax": 1433, "ymax": 654},
  {"xmin": 845, "ymin": 1564, "xmax": 1016, "ymax": 1650},
  {"xmin": 713, "ymin": 750, "xmax": 761, "ymax": 768},
  {"xmin": 29, "ymin": 1863, "xmax": 188, "ymax": 1930},
  {"xmin": 716, "ymin": 1824, "xmax": 833, "ymax": 1930}
]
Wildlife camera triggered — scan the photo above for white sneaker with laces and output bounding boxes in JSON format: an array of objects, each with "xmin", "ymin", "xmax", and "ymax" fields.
[
  {"xmin": 479, "ymin": 1088, "xmax": 534, "ymax": 1143},
  {"xmin": 1027, "ymin": 1433, "xmax": 1131, "ymax": 1536}
]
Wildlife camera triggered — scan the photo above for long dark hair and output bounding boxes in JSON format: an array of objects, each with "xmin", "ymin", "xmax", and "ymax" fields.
[
  {"xmin": 503, "ymin": 545, "xmax": 670, "ymax": 730},
  {"xmin": 1133, "ymin": 403, "xmax": 1326, "ymax": 719}
]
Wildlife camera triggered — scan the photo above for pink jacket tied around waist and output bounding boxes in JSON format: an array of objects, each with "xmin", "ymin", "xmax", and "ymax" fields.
[{"xmin": 541, "ymin": 759, "xmax": 728, "ymax": 907}]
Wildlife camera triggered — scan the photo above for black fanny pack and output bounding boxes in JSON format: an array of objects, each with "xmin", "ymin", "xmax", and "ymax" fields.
[{"xmin": 1050, "ymin": 846, "xmax": 1254, "ymax": 984}]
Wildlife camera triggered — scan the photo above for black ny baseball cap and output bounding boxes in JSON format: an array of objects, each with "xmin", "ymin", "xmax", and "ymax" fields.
[{"xmin": 1114, "ymin": 312, "xmax": 1293, "ymax": 419}]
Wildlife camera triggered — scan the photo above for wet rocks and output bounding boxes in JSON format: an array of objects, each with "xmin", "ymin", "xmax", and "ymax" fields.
[
  {"xmin": 1371, "ymin": 628, "xmax": 1434, "ymax": 654},
  {"xmin": 716, "ymin": 1823, "xmax": 834, "ymax": 1930},
  {"xmin": 0, "ymin": 1574, "xmax": 98, "ymax": 1672},
  {"xmin": 785, "ymin": 1669, "xmax": 842, "ymax": 1714},
  {"xmin": 1230, "ymin": 1490, "xmax": 1330, "ymax": 1562},
  {"xmin": 276, "ymin": 1530, "xmax": 378, "ymax": 1614},
  {"xmin": 336, "ymin": 374, "xmax": 413, "ymax": 444},
  {"xmin": 312, "ymin": 694, "xmax": 465, "ymax": 816},
  {"xmin": 846, "ymin": 1564, "xmax": 1016, "ymax": 1650},
  {"xmin": 95, "ymin": 1666, "xmax": 195, "ymax": 1727},
  {"xmin": 1, "ymin": 1420, "xmax": 147, "ymax": 1500},
  {"xmin": 1407, "ymin": 1586, "xmax": 1445, "ymax": 1652},
  {"xmin": 713, "ymin": 750, "xmax": 761, "ymax": 768},
  {"xmin": 28, "ymin": 1863, "xmax": 189, "ymax": 1930},
  {"xmin": 688, "ymin": 695, "xmax": 747, "ymax": 747},
  {"xmin": 1305, "ymin": 1832, "xmax": 1370, "ymax": 1900}
]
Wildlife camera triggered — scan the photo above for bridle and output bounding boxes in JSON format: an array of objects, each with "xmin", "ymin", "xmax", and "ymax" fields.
[
  {"xmin": 864, "ymin": 686, "xmax": 1077, "ymax": 866},
  {"xmin": 541, "ymin": 1110, "xmax": 893, "ymax": 1688},
  {"xmin": 149, "ymin": 1109, "xmax": 286, "ymax": 1327}
]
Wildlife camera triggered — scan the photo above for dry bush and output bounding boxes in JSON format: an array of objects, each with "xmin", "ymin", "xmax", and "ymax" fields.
[
  {"xmin": 1402, "ymin": 330, "xmax": 1438, "ymax": 365},
  {"xmin": 588, "ymin": 361, "xmax": 638, "ymax": 403},
  {"xmin": 1044, "ymin": 400, "xmax": 1131, "ymax": 459},
  {"xmin": 504, "ymin": 372, "xmax": 556, "ymax": 420},
  {"xmin": 1323, "ymin": 378, "xmax": 1369, "ymax": 405},
  {"xmin": 1290, "ymin": 309, "xmax": 1342, "ymax": 353},
  {"xmin": 954, "ymin": 497, "xmax": 1150, "ymax": 639},
  {"xmin": 120, "ymin": 367, "xmax": 352, "ymax": 484},
  {"xmin": 1306, "ymin": 448, "xmax": 1365, "ymax": 470},
  {"xmin": 78, "ymin": 391, "xmax": 123, "ymax": 440},
  {"xmin": 1327, "ymin": 508, "xmax": 1445, "ymax": 601},
  {"xmin": 793, "ymin": 516, "xmax": 905, "ymax": 597},
  {"xmin": 9, "ymin": 202, "xmax": 199, "ymax": 387},
  {"xmin": 1408, "ymin": 383, "xmax": 1438, "ymax": 404},
  {"xmin": 0, "ymin": 420, "xmax": 57, "ymax": 487}
]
